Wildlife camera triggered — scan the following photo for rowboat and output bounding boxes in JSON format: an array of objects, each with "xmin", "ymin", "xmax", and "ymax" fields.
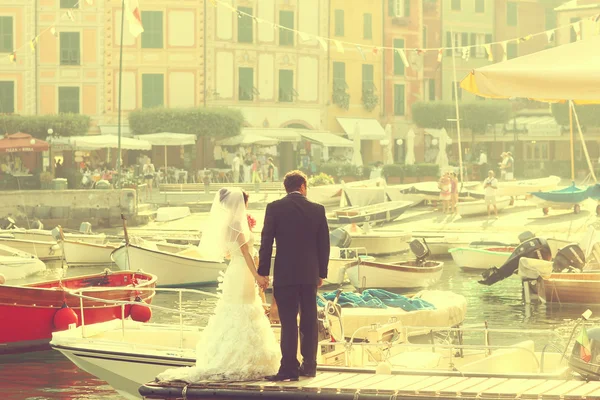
[
  {"xmin": 496, "ymin": 175, "xmax": 561, "ymax": 197},
  {"xmin": 0, "ymin": 237, "xmax": 62, "ymax": 260},
  {"xmin": 411, "ymin": 181, "xmax": 481, "ymax": 202},
  {"xmin": 111, "ymin": 244, "xmax": 226, "ymax": 288},
  {"xmin": 10, "ymin": 228, "xmax": 107, "ymax": 244},
  {"xmin": 346, "ymin": 259, "xmax": 443, "ymax": 289},
  {"xmin": 0, "ymin": 269, "xmax": 156, "ymax": 354},
  {"xmin": 449, "ymin": 246, "xmax": 514, "ymax": 271},
  {"xmin": 0, "ymin": 253, "xmax": 46, "ymax": 281},
  {"xmin": 336, "ymin": 201, "xmax": 414, "ymax": 225},
  {"xmin": 63, "ymin": 240, "xmax": 120, "ymax": 266},
  {"xmin": 347, "ymin": 227, "xmax": 412, "ymax": 256},
  {"xmin": 456, "ymin": 196, "xmax": 512, "ymax": 217},
  {"xmin": 537, "ymin": 272, "xmax": 600, "ymax": 304},
  {"xmin": 155, "ymin": 207, "xmax": 191, "ymax": 222},
  {"xmin": 530, "ymin": 184, "xmax": 589, "ymax": 215}
]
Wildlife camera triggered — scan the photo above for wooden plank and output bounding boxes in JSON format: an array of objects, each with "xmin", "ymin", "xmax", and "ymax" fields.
[
  {"xmin": 401, "ymin": 376, "xmax": 455, "ymax": 394},
  {"xmin": 582, "ymin": 385, "xmax": 600, "ymax": 398},
  {"xmin": 480, "ymin": 379, "xmax": 548, "ymax": 399},
  {"xmin": 457, "ymin": 378, "xmax": 508, "ymax": 396},
  {"xmin": 336, "ymin": 375, "xmax": 393, "ymax": 394},
  {"xmin": 243, "ymin": 372, "xmax": 332, "ymax": 391},
  {"xmin": 563, "ymin": 381, "xmax": 600, "ymax": 397},
  {"xmin": 438, "ymin": 377, "xmax": 490, "ymax": 395},
  {"xmin": 312, "ymin": 373, "xmax": 369, "ymax": 394},
  {"xmin": 361, "ymin": 375, "xmax": 431, "ymax": 393},
  {"xmin": 520, "ymin": 380, "xmax": 566, "ymax": 399},
  {"xmin": 302, "ymin": 373, "xmax": 360, "ymax": 392},
  {"xmin": 417, "ymin": 376, "xmax": 471, "ymax": 395},
  {"xmin": 539, "ymin": 381, "xmax": 587, "ymax": 398}
]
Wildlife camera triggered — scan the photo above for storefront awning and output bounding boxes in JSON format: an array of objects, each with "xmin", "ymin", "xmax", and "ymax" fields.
[
  {"xmin": 299, "ymin": 131, "xmax": 354, "ymax": 148},
  {"xmin": 218, "ymin": 134, "xmax": 279, "ymax": 146},
  {"xmin": 336, "ymin": 118, "xmax": 386, "ymax": 140},
  {"xmin": 48, "ymin": 135, "xmax": 152, "ymax": 151},
  {"xmin": 99, "ymin": 125, "xmax": 132, "ymax": 137},
  {"xmin": 134, "ymin": 132, "xmax": 197, "ymax": 146},
  {"xmin": 243, "ymin": 128, "xmax": 301, "ymax": 142},
  {"xmin": 0, "ymin": 133, "xmax": 49, "ymax": 153}
]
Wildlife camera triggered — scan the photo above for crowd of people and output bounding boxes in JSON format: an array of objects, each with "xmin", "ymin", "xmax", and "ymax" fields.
[{"xmin": 231, "ymin": 154, "xmax": 278, "ymax": 184}]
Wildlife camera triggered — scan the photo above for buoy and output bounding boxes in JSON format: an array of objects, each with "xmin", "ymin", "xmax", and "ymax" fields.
[
  {"xmin": 0, "ymin": 274, "xmax": 5, "ymax": 285},
  {"xmin": 130, "ymin": 297, "xmax": 152, "ymax": 323},
  {"xmin": 350, "ymin": 223, "xmax": 358, "ymax": 233},
  {"xmin": 53, "ymin": 303, "xmax": 79, "ymax": 331}
]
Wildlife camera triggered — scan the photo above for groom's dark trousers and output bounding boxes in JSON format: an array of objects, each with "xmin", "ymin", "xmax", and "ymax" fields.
[{"xmin": 258, "ymin": 192, "xmax": 330, "ymax": 377}]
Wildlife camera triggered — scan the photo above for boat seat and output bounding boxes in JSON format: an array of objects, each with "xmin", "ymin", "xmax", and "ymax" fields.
[{"xmin": 388, "ymin": 351, "xmax": 442, "ymax": 369}]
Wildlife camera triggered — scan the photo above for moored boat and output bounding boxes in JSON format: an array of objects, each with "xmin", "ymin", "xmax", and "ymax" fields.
[
  {"xmin": 346, "ymin": 258, "xmax": 443, "ymax": 289},
  {"xmin": 347, "ymin": 227, "xmax": 412, "ymax": 256},
  {"xmin": 336, "ymin": 200, "xmax": 414, "ymax": 225},
  {"xmin": 411, "ymin": 181, "xmax": 481, "ymax": 202},
  {"xmin": 0, "ymin": 269, "xmax": 156, "ymax": 354},
  {"xmin": 449, "ymin": 246, "xmax": 514, "ymax": 271},
  {"xmin": 456, "ymin": 196, "xmax": 512, "ymax": 217},
  {"xmin": 0, "ymin": 237, "xmax": 62, "ymax": 261},
  {"xmin": 11, "ymin": 228, "xmax": 107, "ymax": 244},
  {"xmin": 537, "ymin": 272, "xmax": 600, "ymax": 304},
  {"xmin": 530, "ymin": 184, "xmax": 589, "ymax": 215},
  {"xmin": 63, "ymin": 240, "xmax": 121, "ymax": 266},
  {"xmin": 497, "ymin": 175, "xmax": 561, "ymax": 197}
]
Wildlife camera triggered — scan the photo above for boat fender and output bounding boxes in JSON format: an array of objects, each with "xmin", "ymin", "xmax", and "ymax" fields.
[
  {"xmin": 130, "ymin": 296, "xmax": 152, "ymax": 323},
  {"xmin": 53, "ymin": 303, "xmax": 78, "ymax": 331},
  {"xmin": 375, "ymin": 361, "xmax": 392, "ymax": 375},
  {"xmin": 0, "ymin": 273, "xmax": 5, "ymax": 285}
]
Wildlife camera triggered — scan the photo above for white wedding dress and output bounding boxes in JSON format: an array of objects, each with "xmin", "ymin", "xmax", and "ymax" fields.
[{"xmin": 156, "ymin": 238, "xmax": 280, "ymax": 382}]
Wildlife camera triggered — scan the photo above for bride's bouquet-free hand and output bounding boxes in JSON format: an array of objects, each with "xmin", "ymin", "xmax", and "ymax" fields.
[{"xmin": 247, "ymin": 214, "xmax": 256, "ymax": 231}]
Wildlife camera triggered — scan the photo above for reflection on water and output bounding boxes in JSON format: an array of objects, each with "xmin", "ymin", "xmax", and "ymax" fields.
[{"xmin": 2, "ymin": 260, "xmax": 599, "ymax": 399}]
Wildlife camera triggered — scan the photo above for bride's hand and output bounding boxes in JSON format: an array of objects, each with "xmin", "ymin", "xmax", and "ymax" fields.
[{"xmin": 256, "ymin": 275, "xmax": 269, "ymax": 289}]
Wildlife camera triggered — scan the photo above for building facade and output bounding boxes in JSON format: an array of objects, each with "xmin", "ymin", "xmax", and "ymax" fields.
[{"xmin": 555, "ymin": 0, "xmax": 600, "ymax": 45}]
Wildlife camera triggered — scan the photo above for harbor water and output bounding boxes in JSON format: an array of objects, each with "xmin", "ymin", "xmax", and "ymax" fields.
[{"xmin": 1, "ymin": 260, "xmax": 598, "ymax": 399}]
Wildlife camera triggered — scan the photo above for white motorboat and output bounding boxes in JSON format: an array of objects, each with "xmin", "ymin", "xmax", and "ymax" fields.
[
  {"xmin": 0, "ymin": 244, "xmax": 46, "ymax": 280},
  {"xmin": 449, "ymin": 246, "xmax": 514, "ymax": 271},
  {"xmin": 155, "ymin": 207, "xmax": 191, "ymax": 222},
  {"xmin": 309, "ymin": 179, "xmax": 384, "ymax": 207},
  {"xmin": 10, "ymin": 228, "xmax": 106, "ymax": 244},
  {"xmin": 111, "ymin": 244, "xmax": 226, "ymax": 287},
  {"xmin": 346, "ymin": 259, "xmax": 443, "ymax": 290},
  {"xmin": 336, "ymin": 201, "xmax": 414, "ymax": 225},
  {"xmin": 63, "ymin": 240, "xmax": 121, "ymax": 266},
  {"xmin": 497, "ymin": 175, "xmax": 561, "ymax": 197},
  {"xmin": 456, "ymin": 196, "xmax": 512, "ymax": 217},
  {"xmin": 408, "ymin": 232, "xmax": 468, "ymax": 257},
  {"xmin": 411, "ymin": 181, "xmax": 481, "ymax": 202},
  {"xmin": 0, "ymin": 237, "xmax": 62, "ymax": 261},
  {"xmin": 347, "ymin": 226, "xmax": 412, "ymax": 256}
]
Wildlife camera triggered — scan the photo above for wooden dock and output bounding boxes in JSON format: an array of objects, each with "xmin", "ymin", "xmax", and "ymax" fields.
[{"xmin": 139, "ymin": 372, "xmax": 600, "ymax": 399}]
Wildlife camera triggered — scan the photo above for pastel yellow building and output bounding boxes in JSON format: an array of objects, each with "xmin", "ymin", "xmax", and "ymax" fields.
[
  {"xmin": 327, "ymin": 0, "xmax": 384, "ymax": 164},
  {"xmin": 555, "ymin": 0, "xmax": 600, "ymax": 46}
]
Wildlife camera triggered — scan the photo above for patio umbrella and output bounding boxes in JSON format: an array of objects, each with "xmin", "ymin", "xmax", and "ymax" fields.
[
  {"xmin": 405, "ymin": 130, "xmax": 415, "ymax": 166},
  {"xmin": 435, "ymin": 128, "xmax": 451, "ymax": 172},
  {"xmin": 218, "ymin": 134, "xmax": 278, "ymax": 147},
  {"xmin": 351, "ymin": 122, "xmax": 363, "ymax": 167},
  {"xmin": 384, "ymin": 124, "xmax": 394, "ymax": 165},
  {"xmin": 134, "ymin": 132, "xmax": 196, "ymax": 170},
  {"xmin": 0, "ymin": 133, "xmax": 49, "ymax": 153}
]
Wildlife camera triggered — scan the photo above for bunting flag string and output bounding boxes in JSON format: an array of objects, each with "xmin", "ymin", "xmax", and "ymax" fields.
[{"xmin": 356, "ymin": 46, "xmax": 366, "ymax": 61}]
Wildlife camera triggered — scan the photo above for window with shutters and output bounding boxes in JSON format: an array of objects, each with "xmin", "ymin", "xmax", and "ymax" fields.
[
  {"xmin": 58, "ymin": 87, "xmax": 80, "ymax": 114},
  {"xmin": 278, "ymin": 70, "xmax": 294, "ymax": 102},
  {"xmin": 428, "ymin": 79, "xmax": 435, "ymax": 101},
  {"xmin": 334, "ymin": 10, "xmax": 344, "ymax": 36},
  {"xmin": 451, "ymin": 0, "xmax": 461, "ymax": 11},
  {"xmin": 142, "ymin": 74, "xmax": 164, "ymax": 109},
  {"xmin": 390, "ymin": 0, "xmax": 410, "ymax": 17},
  {"xmin": 279, "ymin": 11, "xmax": 294, "ymax": 46},
  {"xmin": 394, "ymin": 84, "xmax": 405, "ymax": 116},
  {"xmin": 0, "ymin": 17, "xmax": 13, "ymax": 53},
  {"xmin": 60, "ymin": 0, "xmax": 78, "ymax": 8},
  {"xmin": 333, "ymin": 62, "xmax": 346, "ymax": 89},
  {"xmin": 507, "ymin": 43, "xmax": 518, "ymax": 59},
  {"xmin": 475, "ymin": 0, "xmax": 484, "ymax": 13},
  {"xmin": 451, "ymin": 82, "xmax": 462, "ymax": 101},
  {"xmin": 362, "ymin": 64, "xmax": 374, "ymax": 93},
  {"xmin": 237, "ymin": 7, "xmax": 253, "ymax": 43},
  {"xmin": 423, "ymin": 26, "xmax": 427, "ymax": 48},
  {"xmin": 545, "ymin": 8, "xmax": 556, "ymax": 31},
  {"xmin": 507, "ymin": 2, "xmax": 517, "ymax": 26},
  {"xmin": 141, "ymin": 11, "xmax": 163, "ymax": 49},
  {"xmin": 474, "ymin": 33, "xmax": 486, "ymax": 58},
  {"xmin": 393, "ymin": 38, "xmax": 405, "ymax": 75},
  {"xmin": 445, "ymin": 32, "xmax": 452, "ymax": 56},
  {"xmin": 0, "ymin": 81, "xmax": 14, "ymax": 114},
  {"xmin": 59, "ymin": 32, "xmax": 80, "ymax": 65},
  {"xmin": 239, "ymin": 67, "xmax": 254, "ymax": 101},
  {"xmin": 363, "ymin": 13, "xmax": 372, "ymax": 40}
]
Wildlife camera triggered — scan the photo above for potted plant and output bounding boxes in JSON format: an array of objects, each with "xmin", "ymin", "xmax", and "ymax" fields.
[
  {"xmin": 332, "ymin": 82, "xmax": 350, "ymax": 110},
  {"xmin": 416, "ymin": 163, "xmax": 440, "ymax": 182},
  {"xmin": 382, "ymin": 164, "xmax": 404, "ymax": 184},
  {"xmin": 339, "ymin": 164, "xmax": 359, "ymax": 183},
  {"xmin": 308, "ymin": 172, "xmax": 335, "ymax": 187},
  {"xmin": 361, "ymin": 88, "xmax": 379, "ymax": 112},
  {"xmin": 39, "ymin": 171, "xmax": 54, "ymax": 190},
  {"xmin": 403, "ymin": 164, "xmax": 418, "ymax": 184}
]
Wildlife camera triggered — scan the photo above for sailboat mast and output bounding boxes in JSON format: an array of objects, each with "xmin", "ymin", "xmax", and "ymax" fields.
[
  {"xmin": 569, "ymin": 100, "xmax": 575, "ymax": 182},
  {"xmin": 450, "ymin": 30, "xmax": 464, "ymax": 184},
  {"xmin": 116, "ymin": 0, "xmax": 126, "ymax": 188}
]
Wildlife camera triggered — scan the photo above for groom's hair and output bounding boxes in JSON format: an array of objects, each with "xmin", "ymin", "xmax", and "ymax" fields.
[{"xmin": 283, "ymin": 170, "xmax": 307, "ymax": 193}]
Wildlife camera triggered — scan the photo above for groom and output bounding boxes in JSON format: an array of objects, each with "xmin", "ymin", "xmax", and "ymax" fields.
[{"xmin": 258, "ymin": 170, "xmax": 330, "ymax": 381}]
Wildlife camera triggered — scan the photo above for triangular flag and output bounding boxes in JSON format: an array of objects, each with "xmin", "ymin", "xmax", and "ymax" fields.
[
  {"xmin": 437, "ymin": 49, "xmax": 442, "ymax": 63},
  {"xmin": 272, "ymin": 23, "xmax": 278, "ymax": 31},
  {"xmin": 66, "ymin": 10, "xmax": 75, "ymax": 21},
  {"xmin": 298, "ymin": 31, "xmax": 310, "ymax": 42},
  {"xmin": 30, "ymin": 37, "xmax": 38, "ymax": 52},
  {"xmin": 573, "ymin": 22, "xmax": 582, "ymax": 41},
  {"xmin": 333, "ymin": 40, "xmax": 344, "ymax": 53},
  {"xmin": 316, "ymin": 37, "xmax": 328, "ymax": 51},
  {"xmin": 501, "ymin": 41, "xmax": 507, "ymax": 62},
  {"xmin": 236, "ymin": 10, "xmax": 243, "ymax": 19},
  {"xmin": 518, "ymin": 35, "xmax": 532, "ymax": 43},
  {"xmin": 372, "ymin": 47, "xmax": 379, "ymax": 56},
  {"xmin": 461, "ymin": 47, "xmax": 470, "ymax": 61},
  {"xmin": 8, "ymin": 52, "xmax": 16, "ymax": 63},
  {"xmin": 545, "ymin": 30, "xmax": 554, "ymax": 42},
  {"xmin": 254, "ymin": 17, "xmax": 264, "ymax": 24},
  {"xmin": 415, "ymin": 49, "xmax": 424, "ymax": 56},
  {"xmin": 356, "ymin": 46, "xmax": 366, "ymax": 61},
  {"xmin": 208, "ymin": 0, "xmax": 217, "ymax": 6},
  {"xmin": 50, "ymin": 26, "xmax": 57, "ymax": 37},
  {"xmin": 396, "ymin": 48, "xmax": 409, "ymax": 68},
  {"xmin": 483, "ymin": 44, "xmax": 493, "ymax": 61},
  {"xmin": 577, "ymin": 326, "xmax": 592, "ymax": 363},
  {"xmin": 124, "ymin": 0, "xmax": 144, "ymax": 37}
]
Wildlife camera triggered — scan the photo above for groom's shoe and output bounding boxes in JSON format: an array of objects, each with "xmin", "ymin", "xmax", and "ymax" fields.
[
  {"xmin": 265, "ymin": 373, "xmax": 299, "ymax": 382},
  {"xmin": 298, "ymin": 364, "xmax": 317, "ymax": 377}
]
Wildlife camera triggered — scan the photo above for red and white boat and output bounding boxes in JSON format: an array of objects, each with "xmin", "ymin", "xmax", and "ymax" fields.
[{"xmin": 0, "ymin": 269, "xmax": 156, "ymax": 354}]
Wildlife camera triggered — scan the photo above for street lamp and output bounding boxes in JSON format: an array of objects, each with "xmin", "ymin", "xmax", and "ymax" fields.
[{"xmin": 47, "ymin": 128, "xmax": 54, "ymax": 172}]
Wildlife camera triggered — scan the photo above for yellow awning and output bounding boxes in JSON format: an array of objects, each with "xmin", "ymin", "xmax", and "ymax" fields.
[{"xmin": 460, "ymin": 36, "xmax": 600, "ymax": 104}]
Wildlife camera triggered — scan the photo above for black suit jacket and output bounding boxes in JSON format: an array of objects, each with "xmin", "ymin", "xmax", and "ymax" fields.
[{"xmin": 258, "ymin": 193, "xmax": 330, "ymax": 287}]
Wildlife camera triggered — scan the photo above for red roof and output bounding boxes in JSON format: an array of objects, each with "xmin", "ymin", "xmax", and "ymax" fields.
[{"xmin": 0, "ymin": 133, "xmax": 49, "ymax": 153}]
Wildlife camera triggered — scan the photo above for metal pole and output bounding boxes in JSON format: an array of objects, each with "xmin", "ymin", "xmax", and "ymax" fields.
[
  {"xmin": 116, "ymin": 0, "xmax": 126, "ymax": 188},
  {"xmin": 450, "ymin": 30, "xmax": 464, "ymax": 184},
  {"xmin": 569, "ymin": 100, "xmax": 575, "ymax": 182}
]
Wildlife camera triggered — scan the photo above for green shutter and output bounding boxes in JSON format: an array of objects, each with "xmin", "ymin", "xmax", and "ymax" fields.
[
  {"xmin": 393, "ymin": 38, "xmax": 405, "ymax": 75},
  {"xmin": 451, "ymin": 0, "xmax": 461, "ymax": 11},
  {"xmin": 279, "ymin": 70, "xmax": 293, "ymax": 102},
  {"xmin": 446, "ymin": 31, "xmax": 452, "ymax": 56},
  {"xmin": 59, "ymin": 32, "xmax": 80, "ymax": 65},
  {"xmin": 362, "ymin": 64, "xmax": 374, "ymax": 92},
  {"xmin": 428, "ymin": 79, "xmax": 435, "ymax": 101},
  {"xmin": 141, "ymin": 11, "xmax": 163, "ymax": 49},
  {"xmin": 0, "ymin": 17, "xmax": 13, "ymax": 53},
  {"xmin": 239, "ymin": 67, "xmax": 254, "ymax": 101},
  {"xmin": 279, "ymin": 11, "xmax": 294, "ymax": 46},
  {"xmin": 0, "ymin": 81, "xmax": 14, "ymax": 113},
  {"xmin": 507, "ymin": 43, "xmax": 518, "ymax": 59},
  {"xmin": 333, "ymin": 62, "xmax": 345, "ymax": 86},
  {"xmin": 363, "ymin": 13, "xmax": 372, "ymax": 40},
  {"xmin": 475, "ymin": 0, "xmax": 484, "ymax": 13},
  {"xmin": 545, "ymin": 8, "xmax": 556, "ymax": 31},
  {"xmin": 404, "ymin": 0, "xmax": 411, "ymax": 17},
  {"xmin": 461, "ymin": 32, "xmax": 469, "ymax": 47},
  {"xmin": 388, "ymin": 0, "xmax": 395, "ymax": 16},
  {"xmin": 507, "ymin": 2, "xmax": 517, "ymax": 26},
  {"xmin": 60, "ymin": 0, "xmax": 78, "ymax": 8},
  {"xmin": 142, "ymin": 74, "xmax": 164, "ymax": 109},
  {"xmin": 58, "ymin": 87, "xmax": 80, "ymax": 114},
  {"xmin": 485, "ymin": 34, "xmax": 492, "ymax": 43},
  {"xmin": 570, "ymin": 17, "xmax": 580, "ymax": 42},
  {"xmin": 394, "ymin": 84, "xmax": 405, "ymax": 116},
  {"xmin": 238, "ymin": 7, "xmax": 253, "ymax": 43},
  {"xmin": 334, "ymin": 10, "xmax": 344, "ymax": 36},
  {"xmin": 422, "ymin": 26, "xmax": 427, "ymax": 48}
]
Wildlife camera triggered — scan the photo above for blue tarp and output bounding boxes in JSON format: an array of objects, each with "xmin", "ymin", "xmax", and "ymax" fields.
[{"xmin": 317, "ymin": 289, "xmax": 436, "ymax": 312}]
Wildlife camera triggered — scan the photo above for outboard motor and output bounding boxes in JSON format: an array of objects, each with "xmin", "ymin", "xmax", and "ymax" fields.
[
  {"xmin": 479, "ymin": 237, "xmax": 552, "ymax": 286},
  {"xmin": 553, "ymin": 244, "xmax": 585, "ymax": 273},
  {"xmin": 0, "ymin": 216, "xmax": 17, "ymax": 230},
  {"xmin": 410, "ymin": 239, "xmax": 431, "ymax": 267},
  {"xmin": 330, "ymin": 227, "xmax": 352, "ymax": 249},
  {"xmin": 570, "ymin": 327, "xmax": 600, "ymax": 380},
  {"xmin": 518, "ymin": 231, "xmax": 536, "ymax": 243}
]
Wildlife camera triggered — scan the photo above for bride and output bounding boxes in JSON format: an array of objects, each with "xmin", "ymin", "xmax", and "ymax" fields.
[{"xmin": 156, "ymin": 187, "xmax": 280, "ymax": 382}]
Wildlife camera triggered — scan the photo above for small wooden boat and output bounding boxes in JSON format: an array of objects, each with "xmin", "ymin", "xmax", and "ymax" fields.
[
  {"xmin": 336, "ymin": 201, "xmax": 414, "ymax": 225},
  {"xmin": 449, "ymin": 246, "xmax": 514, "ymax": 271},
  {"xmin": 456, "ymin": 196, "xmax": 512, "ymax": 217},
  {"xmin": 0, "ymin": 237, "xmax": 62, "ymax": 260},
  {"xmin": 0, "ymin": 269, "xmax": 156, "ymax": 354},
  {"xmin": 346, "ymin": 259, "xmax": 443, "ymax": 289},
  {"xmin": 348, "ymin": 228, "xmax": 412, "ymax": 256},
  {"xmin": 155, "ymin": 207, "xmax": 191, "ymax": 222},
  {"xmin": 537, "ymin": 272, "xmax": 600, "ymax": 304},
  {"xmin": 10, "ymin": 228, "xmax": 106, "ymax": 244},
  {"xmin": 411, "ymin": 181, "xmax": 481, "ymax": 202},
  {"xmin": 0, "ymin": 255, "xmax": 46, "ymax": 281},
  {"xmin": 497, "ymin": 175, "xmax": 561, "ymax": 197},
  {"xmin": 111, "ymin": 244, "xmax": 226, "ymax": 288},
  {"xmin": 530, "ymin": 184, "xmax": 589, "ymax": 215},
  {"xmin": 63, "ymin": 240, "xmax": 121, "ymax": 266}
]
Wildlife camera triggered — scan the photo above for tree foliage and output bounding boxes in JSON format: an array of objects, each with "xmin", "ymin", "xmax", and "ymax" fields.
[
  {"xmin": 0, "ymin": 114, "xmax": 90, "ymax": 139},
  {"xmin": 551, "ymin": 103, "xmax": 600, "ymax": 128},
  {"xmin": 412, "ymin": 101, "xmax": 513, "ymax": 132}
]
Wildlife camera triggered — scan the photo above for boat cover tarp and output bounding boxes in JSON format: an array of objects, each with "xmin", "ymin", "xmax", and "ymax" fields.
[
  {"xmin": 317, "ymin": 289, "xmax": 436, "ymax": 311},
  {"xmin": 530, "ymin": 184, "xmax": 589, "ymax": 203}
]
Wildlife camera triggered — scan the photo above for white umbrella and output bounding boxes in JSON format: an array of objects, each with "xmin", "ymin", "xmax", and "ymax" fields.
[
  {"xmin": 434, "ymin": 128, "xmax": 452, "ymax": 172},
  {"xmin": 134, "ymin": 132, "xmax": 197, "ymax": 171},
  {"xmin": 405, "ymin": 130, "xmax": 415, "ymax": 166},
  {"xmin": 384, "ymin": 124, "xmax": 394, "ymax": 165},
  {"xmin": 351, "ymin": 122, "xmax": 363, "ymax": 167}
]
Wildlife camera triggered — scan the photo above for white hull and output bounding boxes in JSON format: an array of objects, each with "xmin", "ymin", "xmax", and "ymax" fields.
[
  {"xmin": 0, "ymin": 255, "xmax": 46, "ymax": 280},
  {"xmin": 324, "ymin": 258, "xmax": 354, "ymax": 285},
  {"xmin": 346, "ymin": 262, "xmax": 443, "ymax": 289},
  {"xmin": 349, "ymin": 231, "xmax": 411, "ymax": 255},
  {"xmin": 496, "ymin": 176, "xmax": 560, "ymax": 197},
  {"xmin": 11, "ymin": 229, "xmax": 106, "ymax": 244},
  {"xmin": 63, "ymin": 240, "xmax": 119, "ymax": 265},
  {"xmin": 457, "ymin": 196, "xmax": 512, "ymax": 217},
  {"xmin": 308, "ymin": 185, "xmax": 342, "ymax": 206},
  {"xmin": 450, "ymin": 247, "xmax": 512, "ymax": 271},
  {"xmin": 112, "ymin": 245, "xmax": 226, "ymax": 287},
  {"xmin": 0, "ymin": 237, "xmax": 62, "ymax": 260},
  {"xmin": 155, "ymin": 207, "xmax": 191, "ymax": 222}
]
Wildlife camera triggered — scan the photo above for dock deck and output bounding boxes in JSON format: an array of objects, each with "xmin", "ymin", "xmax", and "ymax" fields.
[{"xmin": 139, "ymin": 372, "xmax": 600, "ymax": 399}]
